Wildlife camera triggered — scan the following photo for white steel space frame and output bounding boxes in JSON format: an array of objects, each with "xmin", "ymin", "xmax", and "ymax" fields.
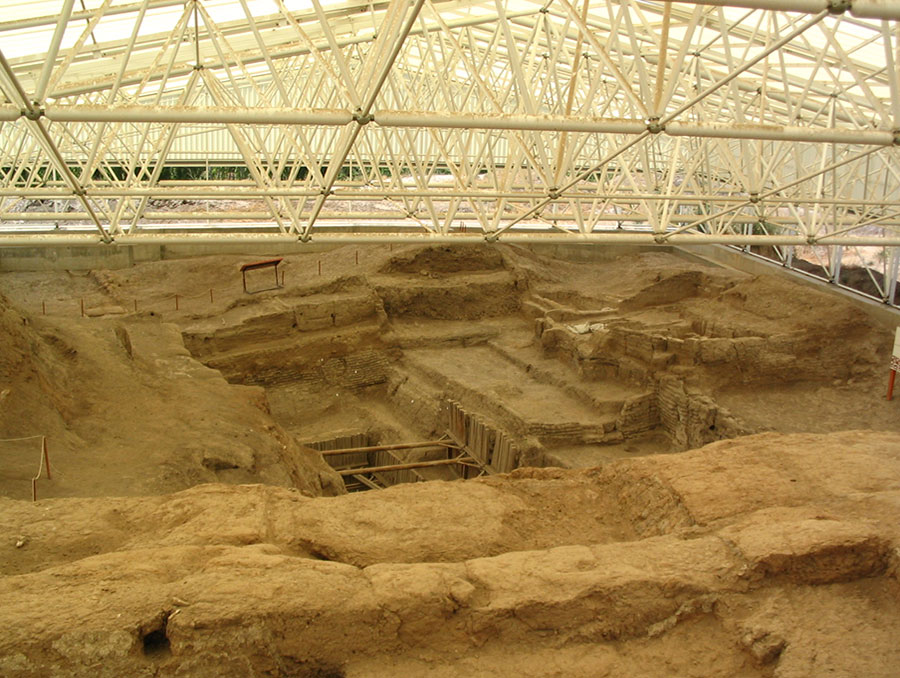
[{"xmin": 0, "ymin": 0, "xmax": 899, "ymax": 289}]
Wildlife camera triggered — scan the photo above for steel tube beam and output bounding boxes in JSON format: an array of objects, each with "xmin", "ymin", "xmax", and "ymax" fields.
[
  {"xmin": 28, "ymin": 106, "xmax": 900, "ymax": 146},
  {"xmin": 664, "ymin": 122, "xmax": 896, "ymax": 145},
  {"xmin": 0, "ymin": 0, "xmax": 183, "ymax": 33},
  {"xmin": 49, "ymin": 9, "xmax": 534, "ymax": 100},
  {"xmin": 673, "ymin": 0, "xmax": 900, "ymax": 20},
  {"xmin": 44, "ymin": 105, "xmax": 354, "ymax": 126},
  {"xmin": 8, "ymin": 212, "xmax": 900, "ymax": 227},
  {"xmin": 375, "ymin": 110, "xmax": 647, "ymax": 134},
  {"xmin": 5, "ymin": 232, "xmax": 900, "ymax": 247},
  {"xmin": 33, "ymin": 0, "xmax": 76, "ymax": 104},
  {"xmin": 0, "ymin": 50, "xmax": 111, "ymax": 243},
  {"xmin": 2, "ymin": 186, "xmax": 898, "ymax": 206}
]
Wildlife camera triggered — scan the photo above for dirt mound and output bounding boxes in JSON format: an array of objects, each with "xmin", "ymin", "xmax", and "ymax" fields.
[
  {"xmin": 750, "ymin": 246, "xmax": 899, "ymax": 304},
  {"xmin": 0, "ymin": 293, "xmax": 82, "ymax": 440},
  {"xmin": 373, "ymin": 272, "xmax": 521, "ymax": 320},
  {"xmin": 2, "ymin": 431, "xmax": 899, "ymax": 677},
  {"xmin": 0, "ymin": 295, "xmax": 343, "ymax": 500},
  {"xmin": 619, "ymin": 269, "xmax": 733, "ymax": 311},
  {"xmin": 380, "ymin": 244, "xmax": 506, "ymax": 274}
]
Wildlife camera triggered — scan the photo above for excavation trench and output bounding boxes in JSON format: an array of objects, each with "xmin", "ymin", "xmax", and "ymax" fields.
[{"xmin": 177, "ymin": 245, "xmax": 888, "ymax": 494}]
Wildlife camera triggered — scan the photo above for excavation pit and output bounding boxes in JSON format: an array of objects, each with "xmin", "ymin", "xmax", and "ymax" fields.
[{"xmin": 1, "ymin": 243, "xmax": 899, "ymax": 678}]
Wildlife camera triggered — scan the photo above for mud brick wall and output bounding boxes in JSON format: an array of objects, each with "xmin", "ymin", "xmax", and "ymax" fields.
[
  {"xmin": 617, "ymin": 329, "xmax": 655, "ymax": 362},
  {"xmin": 657, "ymin": 375, "xmax": 746, "ymax": 450},
  {"xmin": 242, "ymin": 349, "xmax": 390, "ymax": 389},
  {"xmin": 183, "ymin": 293, "xmax": 379, "ymax": 358},
  {"xmin": 524, "ymin": 421, "xmax": 611, "ymax": 445},
  {"xmin": 292, "ymin": 293, "xmax": 379, "ymax": 332},
  {"xmin": 386, "ymin": 372, "xmax": 446, "ymax": 436},
  {"xmin": 616, "ymin": 392, "xmax": 660, "ymax": 436}
]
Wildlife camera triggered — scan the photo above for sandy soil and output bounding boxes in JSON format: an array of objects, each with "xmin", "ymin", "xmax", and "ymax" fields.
[
  {"xmin": 1, "ymin": 243, "xmax": 900, "ymax": 675},
  {"xmin": 2, "ymin": 431, "xmax": 900, "ymax": 676}
]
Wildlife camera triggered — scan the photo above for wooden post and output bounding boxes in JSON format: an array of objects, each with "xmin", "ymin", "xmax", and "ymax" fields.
[
  {"xmin": 889, "ymin": 370, "xmax": 897, "ymax": 401},
  {"xmin": 42, "ymin": 300, "xmax": 46, "ymax": 315},
  {"xmin": 42, "ymin": 436, "xmax": 51, "ymax": 480},
  {"xmin": 280, "ymin": 269, "xmax": 285, "ymax": 286},
  {"xmin": 133, "ymin": 299, "xmax": 138, "ymax": 312},
  {"xmin": 80, "ymin": 298, "xmax": 84, "ymax": 317},
  {"xmin": 209, "ymin": 288, "xmax": 214, "ymax": 303},
  {"xmin": 355, "ymin": 250, "xmax": 359, "ymax": 265},
  {"xmin": 318, "ymin": 260, "xmax": 322, "ymax": 276},
  {"xmin": 175, "ymin": 294, "xmax": 180, "ymax": 310}
]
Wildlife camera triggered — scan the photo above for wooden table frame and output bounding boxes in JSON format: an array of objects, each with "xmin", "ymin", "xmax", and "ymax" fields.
[{"xmin": 240, "ymin": 257, "xmax": 283, "ymax": 293}]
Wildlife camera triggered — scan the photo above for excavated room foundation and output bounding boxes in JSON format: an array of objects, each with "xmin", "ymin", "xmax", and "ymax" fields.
[{"xmin": 3, "ymin": 243, "xmax": 900, "ymax": 678}]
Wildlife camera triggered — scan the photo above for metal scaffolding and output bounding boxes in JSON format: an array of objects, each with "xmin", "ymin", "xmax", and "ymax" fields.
[{"xmin": 0, "ymin": 0, "xmax": 897, "ymax": 273}]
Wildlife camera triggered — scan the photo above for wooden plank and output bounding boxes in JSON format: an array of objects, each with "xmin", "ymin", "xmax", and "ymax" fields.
[
  {"xmin": 319, "ymin": 440, "xmax": 455, "ymax": 456},
  {"xmin": 337, "ymin": 457, "xmax": 465, "ymax": 476}
]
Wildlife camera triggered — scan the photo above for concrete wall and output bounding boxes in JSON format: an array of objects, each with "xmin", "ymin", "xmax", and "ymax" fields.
[
  {"xmin": 526, "ymin": 242, "xmax": 669, "ymax": 263},
  {"xmin": 0, "ymin": 242, "xmax": 338, "ymax": 272}
]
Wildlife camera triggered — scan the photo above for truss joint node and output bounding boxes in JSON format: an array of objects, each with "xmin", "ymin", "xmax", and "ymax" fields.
[
  {"xmin": 22, "ymin": 107, "xmax": 44, "ymax": 121},
  {"xmin": 548, "ymin": 187, "xmax": 560, "ymax": 200},
  {"xmin": 539, "ymin": 5, "xmax": 549, "ymax": 13},
  {"xmin": 827, "ymin": 0, "xmax": 851, "ymax": 14},
  {"xmin": 353, "ymin": 112, "xmax": 374, "ymax": 125},
  {"xmin": 192, "ymin": 64, "xmax": 203, "ymax": 71},
  {"xmin": 484, "ymin": 233, "xmax": 500, "ymax": 243},
  {"xmin": 299, "ymin": 233, "xmax": 312, "ymax": 243},
  {"xmin": 646, "ymin": 117, "xmax": 665, "ymax": 135},
  {"xmin": 892, "ymin": 130, "xmax": 900, "ymax": 146},
  {"xmin": 749, "ymin": 193, "xmax": 760, "ymax": 204},
  {"xmin": 320, "ymin": 189, "xmax": 334, "ymax": 196},
  {"xmin": 807, "ymin": 235, "xmax": 817, "ymax": 245},
  {"xmin": 654, "ymin": 233, "xmax": 667, "ymax": 244}
]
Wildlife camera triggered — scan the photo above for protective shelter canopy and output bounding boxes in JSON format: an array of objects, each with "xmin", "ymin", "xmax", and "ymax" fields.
[{"xmin": 0, "ymin": 0, "xmax": 897, "ymax": 260}]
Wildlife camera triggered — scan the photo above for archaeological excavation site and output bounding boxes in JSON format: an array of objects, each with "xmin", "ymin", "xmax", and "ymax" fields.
[{"xmin": 2, "ymin": 0, "xmax": 900, "ymax": 676}]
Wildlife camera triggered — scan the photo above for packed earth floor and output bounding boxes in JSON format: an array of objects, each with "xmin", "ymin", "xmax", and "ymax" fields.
[{"xmin": 1, "ymin": 243, "xmax": 899, "ymax": 677}]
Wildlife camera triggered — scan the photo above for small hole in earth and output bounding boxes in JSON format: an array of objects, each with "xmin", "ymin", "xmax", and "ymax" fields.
[
  {"xmin": 141, "ymin": 614, "xmax": 171, "ymax": 657},
  {"xmin": 297, "ymin": 662, "xmax": 345, "ymax": 678}
]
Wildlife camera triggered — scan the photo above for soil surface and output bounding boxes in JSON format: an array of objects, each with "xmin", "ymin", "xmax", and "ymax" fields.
[
  {"xmin": 1, "ymin": 243, "xmax": 899, "ymax": 676},
  {"xmin": 2, "ymin": 431, "xmax": 900, "ymax": 677}
]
